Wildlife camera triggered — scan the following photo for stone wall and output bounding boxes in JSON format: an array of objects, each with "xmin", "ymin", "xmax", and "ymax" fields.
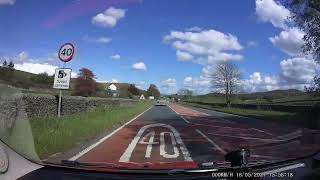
[{"xmin": 1, "ymin": 94, "xmax": 138, "ymax": 121}]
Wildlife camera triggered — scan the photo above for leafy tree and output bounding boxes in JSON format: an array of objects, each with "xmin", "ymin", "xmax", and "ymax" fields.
[
  {"xmin": 210, "ymin": 61, "xmax": 241, "ymax": 107},
  {"xmin": 305, "ymin": 75, "xmax": 320, "ymax": 95},
  {"xmin": 286, "ymin": 0, "xmax": 320, "ymax": 62},
  {"xmin": 74, "ymin": 68, "xmax": 97, "ymax": 97},
  {"xmin": 285, "ymin": 0, "xmax": 320, "ymax": 94},
  {"xmin": 31, "ymin": 72, "xmax": 54, "ymax": 84},
  {"xmin": 146, "ymin": 84, "xmax": 160, "ymax": 99},
  {"xmin": 8, "ymin": 61, "xmax": 14, "ymax": 69},
  {"xmin": 2, "ymin": 60, "xmax": 7, "ymax": 67},
  {"xmin": 128, "ymin": 84, "xmax": 140, "ymax": 95}
]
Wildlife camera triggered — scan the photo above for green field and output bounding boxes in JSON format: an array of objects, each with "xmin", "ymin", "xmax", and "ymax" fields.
[
  {"xmin": 184, "ymin": 89, "xmax": 320, "ymax": 106},
  {"xmin": 181, "ymin": 102, "xmax": 306, "ymax": 127},
  {"xmin": 30, "ymin": 101, "xmax": 151, "ymax": 159}
]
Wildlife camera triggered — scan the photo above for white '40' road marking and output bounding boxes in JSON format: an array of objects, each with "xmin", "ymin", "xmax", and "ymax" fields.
[{"xmin": 119, "ymin": 123, "xmax": 192, "ymax": 162}]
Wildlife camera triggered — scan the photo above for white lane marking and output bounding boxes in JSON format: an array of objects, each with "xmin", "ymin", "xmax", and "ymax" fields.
[
  {"xmin": 119, "ymin": 123, "xmax": 192, "ymax": 162},
  {"xmin": 206, "ymin": 133, "xmax": 281, "ymax": 142},
  {"xmin": 167, "ymin": 104, "xmax": 190, "ymax": 124},
  {"xmin": 160, "ymin": 132, "xmax": 179, "ymax": 159},
  {"xmin": 251, "ymin": 128, "xmax": 273, "ymax": 136},
  {"xmin": 196, "ymin": 129, "xmax": 226, "ymax": 154},
  {"xmin": 193, "ymin": 123, "xmax": 248, "ymax": 130},
  {"xmin": 69, "ymin": 106, "xmax": 153, "ymax": 161},
  {"xmin": 206, "ymin": 132, "xmax": 301, "ymax": 143},
  {"xmin": 139, "ymin": 131, "xmax": 158, "ymax": 158},
  {"xmin": 180, "ymin": 116, "xmax": 190, "ymax": 124},
  {"xmin": 260, "ymin": 163, "xmax": 305, "ymax": 176}
]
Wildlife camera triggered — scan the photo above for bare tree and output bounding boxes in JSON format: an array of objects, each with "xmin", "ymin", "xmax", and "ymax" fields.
[{"xmin": 210, "ymin": 61, "xmax": 241, "ymax": 107}]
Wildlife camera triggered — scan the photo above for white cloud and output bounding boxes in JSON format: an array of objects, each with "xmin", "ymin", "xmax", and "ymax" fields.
[
  {"xmin": 14, "ymin": 62, "xmax": 76, "ymax": 78},
  {"xmin": 242, "ymin": 72, "xmax": 280, "ymax": 92},
  {"xmin": 255, "ymin": 0, "xmax": 291, "ymax": 29},
  {"xmin": 183, "ymin": 75, "xmax": 211, "ymax": 94},
  {"xmin": 161, "ymin": 78, "xmax": 176, "ymax": 87},
  {"xmin": 111, "ymin": 79, "xmax": 118, "ymax": 83},
  {"xmin": 176, "ymin": 50, "xmax": 193, "ymax": 61},
  {"xmin": 280, "ymin": 57, "xmax": 319, "ymax": 84},
  {"xmin": 96, "ymin": 79, "xmax": 119, "ymax": 83},
  {"xmin": 161, "ymin": 78, "xmax": 177, "ymax": 94},
  {"xmin": 186, "ymin": 26, "xmax": 202, "ymax": 32},
  {"xmin": 247, "ymin": 41, "xmax": 258, "ymax": 47},
  {"xmin": 110, "ymin": 54, "xmax": 120, "ymax": 60},
  {"xmin": 132, "ymin": 62, "xmax": 147, "ymax": 71},
  {"xmin": 82, "ymin": 35, "xmax": 112, "ymax": 44},
  {"xmin": 17, "ymin": 51, "xmax": 28, "ymax": 61},
  {"xmin": 135, "ymin": 81, "xmax": 146, "ymax": 90},
  {"xmin": 164, "ymin": 29, "xmax": 243, "ymax": 64},
  {"xmin": 0, "ymin": 0, "xmax": 15, "ymax": 5},
  {"xmin": 242, "ymin": 57, "xmax": 320, "ymax": 92},
  {"xmin": 269, "ymin": 27, "xmax": 304, "ymax": 56},
  {"xmin": 92, "ymin": 7, "xmax": 126, "ymax": 28}
]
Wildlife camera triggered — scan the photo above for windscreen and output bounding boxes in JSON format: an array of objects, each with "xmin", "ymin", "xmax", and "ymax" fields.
[{"xmin": 0, "ymin": 0, "xmax": 320, "ymax": 171}]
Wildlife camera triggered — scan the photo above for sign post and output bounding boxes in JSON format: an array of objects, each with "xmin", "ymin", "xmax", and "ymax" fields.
[{"xmin": 54, "ymin": 43, "xmax": 75, "ymax": 118}]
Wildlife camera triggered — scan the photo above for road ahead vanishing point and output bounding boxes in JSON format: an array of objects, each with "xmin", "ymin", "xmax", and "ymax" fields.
[{"xmin": 69, "ymin": 104, "xmax": 320, "ymax": 169}]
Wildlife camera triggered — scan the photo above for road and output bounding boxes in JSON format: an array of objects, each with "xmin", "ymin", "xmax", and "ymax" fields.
[{"xmin": 69, "ymin": 104, "xmax": 320, "ymax": 169}]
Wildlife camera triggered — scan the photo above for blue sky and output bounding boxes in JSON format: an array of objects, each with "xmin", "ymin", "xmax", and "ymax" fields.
[{"xmin": 0, "ymin": 0, "xmax": 319, "ymax": 94}]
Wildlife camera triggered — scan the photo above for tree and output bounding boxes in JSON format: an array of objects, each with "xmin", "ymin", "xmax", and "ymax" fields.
[
  {"xmin": 74, "ymin": 68, "xmax": 97, "ymax": 97},
  {"xmin": 8, "ymin": 61, "xmax": 14, "ymax": 69},
  {"xmin": 305, "ymin": 75, "xmax": 320, "ymax": 95},
  {"xmin": 210, "ymin": 61, "xmax": 241, "ymax": 107},
  {"xmin": 2, "ymin": 60, "xmax": 7, "ymax": 67},
  {"xmin": 146, "ymin": 84, "xmax": 160, "ymax": 99},
  {"xmin": 128, "ymin": 84, "xmax": 139, "ymax": 95},
  {"xmin": 31, "ymin": 72, "xmax": 53, "ymax": 84},
  {"xmin": 286, "ymin": 0, "xmax": 320, "ymax": 62},
  {"xmin": 285, "ymin": 0, "xmax": 320, "ymax": 93}
]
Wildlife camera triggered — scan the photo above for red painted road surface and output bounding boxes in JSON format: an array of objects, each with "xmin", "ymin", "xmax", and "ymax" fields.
[{"xmin": 71, "ymin": 104, "xmax": 320, "ymax": 169}]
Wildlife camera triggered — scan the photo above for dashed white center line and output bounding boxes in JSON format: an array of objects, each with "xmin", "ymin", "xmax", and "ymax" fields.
[{"xmin": 195, "ymin": 129, "xmax": 226, "ymax": 154}]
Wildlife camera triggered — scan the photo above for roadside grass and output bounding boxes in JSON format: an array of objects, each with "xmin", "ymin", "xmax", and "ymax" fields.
[
  {"xmin": 30, "ymin": 101, "xmax": 151, "ymax": 159},
  {"xmin": 181, "ymin": 102, "xmax": 304, "ymax": 126}
]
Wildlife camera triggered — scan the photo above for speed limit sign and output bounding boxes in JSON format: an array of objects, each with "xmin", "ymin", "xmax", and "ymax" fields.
[{"xmin": 58, "ymin": 43, "xmax": 75, "ymax": 62}]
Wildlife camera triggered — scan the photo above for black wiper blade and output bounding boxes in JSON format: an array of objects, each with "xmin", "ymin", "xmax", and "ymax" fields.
[{"xmin": 61, "ymin": 160, "xmax": 127, "ymax": 169}]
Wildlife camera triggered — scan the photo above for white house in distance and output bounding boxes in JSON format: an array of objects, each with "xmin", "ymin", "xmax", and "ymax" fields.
[
  {"xmin": 149, "ymin": 96, "xmax": 155, "ymax": 100},
  {"xmin": 106, "ymin": 83, "xmax": 119, "ymax": 97}
]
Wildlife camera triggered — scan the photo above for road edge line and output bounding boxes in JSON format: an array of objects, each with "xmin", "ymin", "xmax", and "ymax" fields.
[
  {"xmin": 69, "ymin": 106, "xmax": 153, "ymax": 161},
  {"xmin": 168, "ymin": 104, "xmax": 190, "ymax": 124}
]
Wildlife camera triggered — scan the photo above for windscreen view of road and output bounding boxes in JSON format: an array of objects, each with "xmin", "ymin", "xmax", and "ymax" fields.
[{"xmin": 1, "ymin": 0, "xmax": 320, "ymax": 174}]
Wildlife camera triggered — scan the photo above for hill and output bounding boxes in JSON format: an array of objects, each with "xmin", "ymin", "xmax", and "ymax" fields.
[
  {"xmin": 184, "ymin": 89, "xmax": 320, "ymax": 105},
  {"xmin": 0, "ymin": 67, "xmax": 145, "ymax": 98}
]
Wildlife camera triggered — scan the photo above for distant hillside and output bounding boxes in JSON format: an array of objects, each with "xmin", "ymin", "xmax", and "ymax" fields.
[
  {"xmin": 0, "ymin": 67, "xmax": 145, "ymax": 98},
  {"xmin": 184, "ymin": 89, "xmax": 320, "ymax": 105}
]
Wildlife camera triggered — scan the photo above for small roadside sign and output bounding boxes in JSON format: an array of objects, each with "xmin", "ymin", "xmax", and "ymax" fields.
[
  {"xmin": 53, "ymin": 68, "xmax": 71, "ymax": 89},
  {"xmin": 58, "ymin": 43, "xmax": 75, "ymax": 62}
]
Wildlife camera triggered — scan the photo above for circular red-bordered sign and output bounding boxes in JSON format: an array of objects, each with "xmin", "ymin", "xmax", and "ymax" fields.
[{"xmin": 58, "ymin": 43, "xmax": 75, "ymax": 62}]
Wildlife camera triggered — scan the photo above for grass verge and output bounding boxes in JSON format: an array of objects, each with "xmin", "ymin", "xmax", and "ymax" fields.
[
  {"xmin": 30, "ymin": 101, "xmax": 151, "ymax": 159},
  {"xmin": 181, "ymin": 102, "xmax": 304, "ymax": 126}
]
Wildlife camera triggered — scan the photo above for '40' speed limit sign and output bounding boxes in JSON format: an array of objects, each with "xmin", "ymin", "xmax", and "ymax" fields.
[{"xmin": 58, "ymin": 43, "xmax": 75, "ymax": 62}]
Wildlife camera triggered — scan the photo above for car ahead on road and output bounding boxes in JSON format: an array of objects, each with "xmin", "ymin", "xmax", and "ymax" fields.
[{"xmin": 154, "ymin": 100, "xmax": 167, "ymax": 106}]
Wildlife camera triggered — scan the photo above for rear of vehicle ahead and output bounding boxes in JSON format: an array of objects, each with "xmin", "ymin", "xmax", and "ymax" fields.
[{"xmin": 154, "ymin": 100, "xmax": 167, "ymax": 106}]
